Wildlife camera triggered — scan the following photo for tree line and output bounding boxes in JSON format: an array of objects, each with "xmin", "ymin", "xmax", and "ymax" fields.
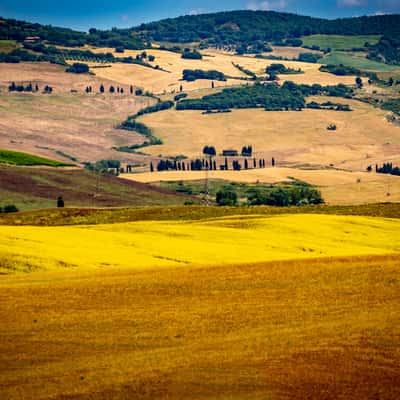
[
  {"xmin": 216, "ymin": 183, "xmax": 323, "ymax": 206},
  {"xmin": 152, "ymin": 156, "xmax": 272, "ymax": 172},
  {"xmin": 373, "ymin": 163, "xmax": 400, "ymax": 176},
  {"xmin": 182, "ymin": 69, "xmax": 226, "ymax": 82}
]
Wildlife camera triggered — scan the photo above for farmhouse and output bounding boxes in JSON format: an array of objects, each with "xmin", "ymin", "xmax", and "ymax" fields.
[
  {"xmin": 24, "ymin": 36, "xmax": 41, "ymax": 43},
  {"xmin": 222, "ymin": 149, "xmax": 238, "ymax": 157}
]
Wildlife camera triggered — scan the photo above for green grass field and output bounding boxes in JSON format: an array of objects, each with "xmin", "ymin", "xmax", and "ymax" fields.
[
  {"xmin": 1, "ymin": 203, "xmax": 400, "ymax": 226},
  {"xmin": 301, "ymin": 34, "xmax": 381, "ymax": 50},
  {"xmin": 0, "ymin": 149, "xmax": 72, "ymax": 167},
  {"xmin": 0, "ymin": 39, "xmax": 18, "ymax": 53},
  {"xmin": 319, "ymin": 51, "xmax": 400, "ymax": 72}
]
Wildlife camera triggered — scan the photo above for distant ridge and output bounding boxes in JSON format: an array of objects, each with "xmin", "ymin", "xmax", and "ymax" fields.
[
  {"xmin": 132, "ymin": 10, "xmax": 400, "ymax": 44},
  {"xmin": 1, "ymin": 10, "xmax": 399, "ymax": 47}
]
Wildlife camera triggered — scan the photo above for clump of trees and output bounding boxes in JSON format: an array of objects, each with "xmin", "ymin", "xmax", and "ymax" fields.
[
  {"xmin": 181, "ymin": 49, "xmax": 202, "ymax": 59},
  {"xmin": 84, "ymin": 160, "xmax": 121, "ymax": 175},
  {"xmin": 307, "ymin": 101, "xmax": 351, "ymax": 111},
  {"xmin": 232, "ymin": 63, "xmax": 257, "ymax": 80},
  {"xmin": 182, "ymin": 69, "xmax": 226, "ymax": 82},
  {"xmin": 241, "ymin": 145, "xmax": 253, "ymax": 156},
  {"xmin": 374, "ymin": 163, "xmax": 400, "ymax": 176},
  {"xmin": 246, "ymin": 184, "xmax": 323, "ymax": 206},
  {"xmin": 298, "ymin": 53, "xmax": 320, "ymax": 63},
  {"xmin": 319, "ymin": 64, "xmax": 377, "ymax": 80},
  {"xmin": 216, "ymin": 187, "xmax": 238, "ymax": 206},
  {"xmin": 266, "ymin": 63, "xmax": 303, "ymax": 77},
  {"xmin": 203, "ymin": 146, "xmax": 216, "ymax": 156},
  {"xmin": 66, "ymin": 62, "xmax": 89, "ymax": 74},
  {"xmin": 367, "ymin": 34, "xmax": 400, "ymax": 65},
  {"xmin": 174, "ymin": 93, "xmax": 188, "ymax": 101},
  {"xmin": 8, "ymin": 82, "xmax": 40, "ymax": 92},
  {"xmin": 0, "ymin": 204, "xmax": 19, "ymax": 213}
]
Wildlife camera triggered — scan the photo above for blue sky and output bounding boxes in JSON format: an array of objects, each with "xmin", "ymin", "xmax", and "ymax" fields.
[{"xmin": 0, "ymin": 0, "xmax": 399, "ymax": 31}]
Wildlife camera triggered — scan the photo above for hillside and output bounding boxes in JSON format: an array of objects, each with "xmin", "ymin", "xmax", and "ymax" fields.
[
  {"xmin": 0, "ymin": 165, "xmax": 192, "ymax": 210},
  {"xmin": 132, "ymin": 11, "xmax": 400, "ymax": 45}
]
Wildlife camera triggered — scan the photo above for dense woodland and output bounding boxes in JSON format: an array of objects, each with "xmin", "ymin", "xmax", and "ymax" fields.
[
  {"xmin": 182, "ymin": 69, "xmax": 226, "ymax": 82},
  {"xmin": 367, "ymin": 33, "xmax": 400, "ymax": 65},
  {"xmin": 0, "ymin": 17, "xmax": 145, "ymax": 49},
  {"xmin": 131, "ymin": 11, "xmax": 400, "ymax": 46},
  {"xmin": 176, "ymin": 82, "xmax": 353, "ymax": 111}
]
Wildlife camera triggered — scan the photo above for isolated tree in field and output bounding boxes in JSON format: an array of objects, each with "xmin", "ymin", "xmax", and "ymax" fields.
[
  {"xmin": 100, "ymin": 84, "xmax": 105, "ymax": 93},
  {"xmin": 109, "ymin": 85, "xmax": 115, "ymax": 93},
  {"xmin": 356, "ymin": 76, "xmax": 363, "ymax": 88},
  {"xmin": 150, "ymin": 162, "xmax": 154, "ymax": 172},
  {"xmin": 272, "ymin": 157, "xmax": 276, "ymax": 167},
  {"xmin": 35, "ymin": 84, "xmax": 39, "ymax": 92},
  {"xmin": 120, "ymin": 87, "xmax": 124, "ymax": 94},
  {"xmin": 180, "ymin": 85, "xmax": 183, "ymax": 92},
  {"xmin": 85, "ymin": 86, "xmax": 90, "ymax": 93},
  {"xmin": 57, "ymin": 196, "xmax": 64, "ymax": 208},
  {"xmin": 224, "ymin": 157, "xmax": 228, "ymax": 170},
  {"xmin": 130, "ymin": 85, "xmax": 133, "ymax": 94},
  {"xmin": 212, "ymin": 81, "xmax": 215, "ymax": 89}
]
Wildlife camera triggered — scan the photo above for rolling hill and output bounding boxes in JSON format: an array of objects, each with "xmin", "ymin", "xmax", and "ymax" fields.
[{"xmin": 0, "ymin": 165, "xmax": 193, "ymax": 210}]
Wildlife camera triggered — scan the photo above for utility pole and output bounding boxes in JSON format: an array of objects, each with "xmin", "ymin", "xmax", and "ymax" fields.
[{"xmin": 204, "ymin": 155, "xmax": 212, "ymax": 206}]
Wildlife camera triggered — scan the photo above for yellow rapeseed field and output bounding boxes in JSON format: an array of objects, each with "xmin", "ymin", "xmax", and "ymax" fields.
[{"xmin": 1, "ymin": 214, "xmax": 399, "ymax": 274}]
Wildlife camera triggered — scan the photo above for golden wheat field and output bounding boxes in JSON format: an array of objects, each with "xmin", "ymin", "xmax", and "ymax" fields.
[
  {"xmin": 137, "ymin": 96, "xmax": 400, "ymax": 170},
  {"xmin": 83, "ymin": 48, "xmax": 363, "ymax": 94},
  {"xmin": 0, "ymin": 212, "xmax": 399, "ymax": 399}
]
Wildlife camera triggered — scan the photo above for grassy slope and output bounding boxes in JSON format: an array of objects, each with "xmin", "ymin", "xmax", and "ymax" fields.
[
  {"xmin": 0, "ymin": 149, "xmax": 71, "ymax": 166},
  {"xmin": 0, "ymin": 165, "xmax": 192, "ymax": 210},
  {"xmin": 320, "ymin": 51, "xmax": 400, "ymax": 71},
  {"xmin": 1, "ymin": 202, "xmax": 400, "ymax": 226},
  {"xmin": 0, "ymin": 39, "xmax": 18, "ymax": 53},
  {"xmin": 301, "ymin": 34, "xmax": 381, "ymax": 50},
  {"xmin": 0, "ymin": 254, "xmax": 399, "ymax": 399}
]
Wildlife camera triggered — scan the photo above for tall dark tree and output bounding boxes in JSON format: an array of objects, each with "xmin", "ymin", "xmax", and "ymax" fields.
[
  {"xmin": 57, "ymin": 196, "xmax": 65, "ymax": 208},
  {"xmin": 130, "ymin": 85, "xmax": 134, "ymax": 94},
  {"xmin": 100, "ymin": 84, "xmax": 105, "ymax": 93},
  {"xmin": 150, "ymin": 162, "xmax": 154, "ymax": 172},
  {"xmin": 272, "ymin": 157, "xmax": 276, "ymax": 167},
  {"xmin": 110, "ymin": 85, "xmax": 115, "ymax": 93}
]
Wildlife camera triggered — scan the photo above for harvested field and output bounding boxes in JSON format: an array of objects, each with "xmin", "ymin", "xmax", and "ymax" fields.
[
  {"xmin": 0, "ymin": 224, "xmax": 399, "ymax": 398},
  {"xmin": 85, "ymin": 48, "xmax": 363, "ymax": 93},
  {"xmin": 137, "ymin": 96, "xmax": 400, "ymax": 171},
  {"xmin": 269, "ymin": 45, "xmax": 323, "ymax": 59},
  {"xmin": 0, "ymin": 64, "xmax": 155, "ymax": 163}
]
